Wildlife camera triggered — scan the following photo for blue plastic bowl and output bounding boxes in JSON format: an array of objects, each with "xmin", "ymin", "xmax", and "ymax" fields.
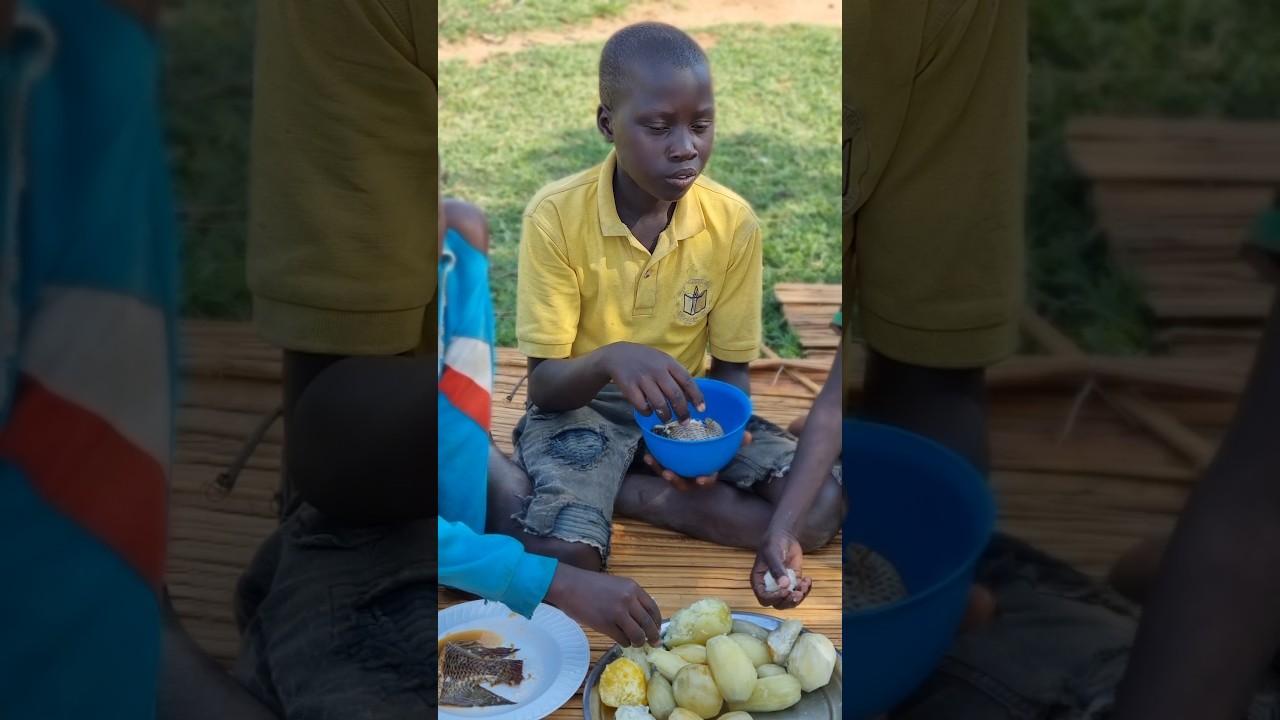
[
  {"xmin": 632, "ymin": 378, "xmax": 752, "ymax": 478},
  {"xmin": 841, "ymin": 419, "xmax": 996, "ymax": 720}
]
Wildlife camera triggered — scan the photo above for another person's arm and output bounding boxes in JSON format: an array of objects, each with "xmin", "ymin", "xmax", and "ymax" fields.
[
  {"xmin": 1112, "ymin": 245, "xmax": 1280, "ymax": 718},
  {"xmin": 752, "ymin": 346, "xmax": 842, "ymax": 608}
]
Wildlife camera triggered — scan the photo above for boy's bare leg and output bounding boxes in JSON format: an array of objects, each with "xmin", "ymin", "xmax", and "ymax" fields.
[
  {"xmin": 157, "ymin": 593, "xmax": 278, "ymax": 720},
  {"xmin": 859, "ymin": 348, "xmax": 990, "ymax": 476},
  {"xmin": 614, "ymin": 469, "xmax": 844, "ymax": 552},
  {"xmin": 486, "ymin": 442, "xmax": 603, "ymax": 571}
]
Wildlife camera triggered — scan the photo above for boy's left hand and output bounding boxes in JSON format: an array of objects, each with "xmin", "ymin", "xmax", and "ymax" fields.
[{"xmin": 642, "ymin": 431, "xmax": 753, "ymax": 490}]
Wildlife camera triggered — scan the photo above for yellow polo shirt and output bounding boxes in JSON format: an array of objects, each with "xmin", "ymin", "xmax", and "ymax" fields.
[
  {"xmin": 246, "ymin": 0, "xmax": 437, "ymax": 357},
  {"xmin": 516, "ymin": 151, "xmax": 763, "ymax": 377},
  {"xmin": 845, "ymin": 0, "xmax": 1027, "ymax": 369}
]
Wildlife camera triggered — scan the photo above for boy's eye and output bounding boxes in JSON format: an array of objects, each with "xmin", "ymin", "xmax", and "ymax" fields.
[
  {"xmin": 692, "ymin": 123, "xmax": 712, "ymax": 132},
  {"xmin": 647, "ymin": 125, "xmax": 669, "ymax": 134}
]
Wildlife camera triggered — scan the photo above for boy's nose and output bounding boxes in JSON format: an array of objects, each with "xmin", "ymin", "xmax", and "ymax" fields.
[{"xmin": 670, "ymin": 131, "xmax": 698, "ymax": 160}]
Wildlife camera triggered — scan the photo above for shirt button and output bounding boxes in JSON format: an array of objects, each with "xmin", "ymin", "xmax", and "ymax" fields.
[{"xmin": 644, "ymin": 272, "xmax": 652, "ymax": 278}]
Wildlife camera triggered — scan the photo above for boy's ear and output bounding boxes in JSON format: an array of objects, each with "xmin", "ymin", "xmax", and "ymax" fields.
[{"xmin": 597, "ymin": 103, "xmax": 614, "ymax": 144}]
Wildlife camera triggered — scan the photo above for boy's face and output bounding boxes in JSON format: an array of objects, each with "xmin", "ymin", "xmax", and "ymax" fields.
[{"xmin": 599, "ymin": 62, "xmax": 715, "ymax": 203}]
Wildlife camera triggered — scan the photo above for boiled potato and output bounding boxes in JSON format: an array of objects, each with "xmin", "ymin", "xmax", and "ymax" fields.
[
  {"xmin": 664, "ymin": 598, "xmax": 733, "ymax": 648},
  {"xmin": 755, "ymin": 664, "xmax": 787, "ymax": 678},
  {"xmin": 726, "ymin": 674, "xmax": 802, "ymax": 713},
  {"xmin": 668, "ymin": 710, "xmax": 702, "ymax": 720},
  {"xmin": 727, "ymin": 634, "xmax": 770, "ymax": 668},
  {"xmin": 765, "ymin": 620, "xmax": 803, "ymax": 665},
  {"xmin": 600, "ymin": 657, "xmax": 648, "ymax": 707},
  {"xmin": 672, "ymin": 664, "xmax": 724, "ymax": 719},
  {"xmin": 671, "ymin": 644, "xmax": 707, "ymax": 664},
  {"xmin": 647, "ymin": 648, "xmax": 690, "ymax": 683},
  {"xmin": 647, "ymin": 672, "xmax": 677, "ymax": 720},
  {"xmin": 717, "ymin": 713, "xmax": 754, "ymax": 720},
  {"xmin": 786, "ymin": 632, "xmax": 837, "ymax": 691},
  {"xmin": 730, "ymin": 620, "xmax": 769, "ymax": 642},
  {"xmin": 705, "ymin": 636, "xmax": 757, "ymax": 703}
]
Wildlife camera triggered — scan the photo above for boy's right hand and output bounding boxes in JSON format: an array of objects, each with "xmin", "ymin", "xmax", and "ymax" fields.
[
  {"xmin": 546, "ymin": 562, "xmax": 663, "ymax": 648},
  {"xmin": 599, "ymin": 342, "xmax": 705, "ymax": 423}
]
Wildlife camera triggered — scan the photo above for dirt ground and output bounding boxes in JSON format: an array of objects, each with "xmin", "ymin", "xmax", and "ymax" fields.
[{"xmin": 439, "ymin": 0, "xmax": 841, "ymax": 63}]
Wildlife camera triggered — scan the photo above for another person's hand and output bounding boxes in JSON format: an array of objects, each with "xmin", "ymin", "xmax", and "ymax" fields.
[
  {"xmin": 600, "ymin": 342, "xmax": 705, "ymax": 423},
  {"xmin": 546, "ymin": 563, "xmax": 663, "ymax": 648},
  {"xmin": 642, "ymin": 431, "xmax": 753, "ymax": 490},
  {"xmin": 751, "ymin": 524, "xmax": 811, "ymax": 609}
]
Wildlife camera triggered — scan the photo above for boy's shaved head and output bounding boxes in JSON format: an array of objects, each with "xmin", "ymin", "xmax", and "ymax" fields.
[{"xmin": 599, "ymin": 22, "xmax": 708, "ymax": 108}]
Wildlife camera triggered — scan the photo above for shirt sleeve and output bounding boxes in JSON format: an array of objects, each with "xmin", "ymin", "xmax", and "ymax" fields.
[
  {"xmin": 516, "ymin": 209, "xmax": 582, "ymax": 359},
  {"xmin": 709, "ymin": 214, "xmax": 763, "ymax": 362},
  {"xmin": 438, "ymin": 517, "xmax": 559, "ymax": 619}
]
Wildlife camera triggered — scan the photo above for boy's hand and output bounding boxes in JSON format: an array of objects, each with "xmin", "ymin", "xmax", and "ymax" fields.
[
  {"xmin": 599, "ymin": 342, "xmax": 705, "ymax": 423},
  {"xmin": 751, "ymin": 525, "xmax": 811, "ymax": 609},
  {"xmin": 642, "ymin": 431, "xmax": 753, "ymax": 490},
  {"xmin": 546, "ymin": 563, "xmax": 663, "ymax": 648}
]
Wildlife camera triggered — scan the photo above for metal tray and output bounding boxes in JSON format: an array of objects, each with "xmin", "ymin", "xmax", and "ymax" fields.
[{"xmin": 582, "ymin": 611, "xmax": 842, "ymax": 719}]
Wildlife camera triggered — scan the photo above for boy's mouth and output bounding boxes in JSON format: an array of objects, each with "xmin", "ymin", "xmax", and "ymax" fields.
[{"xmin": 666, "ymin": 167, "xmax": 699, "ymax": 189}]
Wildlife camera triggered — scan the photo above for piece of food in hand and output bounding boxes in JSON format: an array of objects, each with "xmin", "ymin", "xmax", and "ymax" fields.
[
  {"xmin": 437, "ymin": 640, "xmax": 524, "ymax": 707},
  {"xmin": 785, "ymin": 632, "xmax": 838, "ymax": 692},
  {"xmin": 600, "ymin": 657, "xmax": 648, "ymax": 708},
  {"xmin": 672, "ymin": 663, "xmax": 724, "ymax": 719},
  {"xmin": 730, "ymin": 620, "xmax": 769, "ymax": 642},
  {"xmin": 663, "ymin": 598, "xmax": 733, "ymax": 648},
  {"xmin": 706, "ymin": 635, "xmax": 758, "ymax": 703},
  {"xmin": 615, "ymin": 706, "xmax": 658, "ymax": 720},
  {"xmin": 647, "ymin": 647, "xmax": 691, "ymax": 682},
  {"xmin": 755, "ymin": 663, "xmax": 787, "ymax": 678},
  {"xmin": 844, "ymin": 543, "xmax": 910, "ymax": 610},
  {"xmin": 652, "ymin": 417, "xmax": 724, "ymax": 441},
  {"xmin": 621, "ymin": 647, "xmax": 653, "ymax": 680},
  {"xmin": 647, "ymin": 672, "xmax": 678, "ymax": 720},
  {"xmin": 725, "ymin": 673, "xmax": 802, "ymax": 713},
  {"xmin": 762, "ymin": 568, "xmax": 798, "ymax": 594},
  {"xmin": 671, "ymin": 644, "xmax": 707, "ymax": 664},
  {"xmin": 765, "ymin": 619, "xmax": 803, "ymax": 665},
  {"xmin": 668, "ymin": 709, "xmax": 703, "ymax": 720},
  {"xmin": 727, "ymin": 633, "xmax": 770, "ymax": 668},
  {"xmin": 717, "ymin": 713, "xmax": 754, "ymax": 720}
]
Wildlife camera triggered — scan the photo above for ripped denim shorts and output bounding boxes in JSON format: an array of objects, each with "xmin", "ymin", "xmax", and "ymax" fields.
[{"xmin": 510, "ymin": 384, "xmax": 837, "ymax": 562}]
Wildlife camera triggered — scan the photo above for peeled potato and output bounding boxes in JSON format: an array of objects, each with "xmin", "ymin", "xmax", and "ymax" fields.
[
  {"xmin": 664, "ymin": 598, "xmax": 733, "ymax": 648},
  {"xmin": 717, "ymin": 713, "xmax": 754, "ymax": 720},
  {"xmin": 672, "ymin": 664, "xmax": 724, "ymax": 719},
  {"xmin": 785, "ymin": 632, "xmax": 838, "ymax": 692},
  {"xmin": 671, "ymin": 644, "xmax": 707, "ymax": 665},
  {"xmin": 766, "ymin": 620, "xmax": 803, "ymax": 665},
  {"xmin": 668, "ymin": 710, "xmax": 702, "ymax": 720},
  {"xmin": 615, "ymin": 707, "xmax": 657, "ymax": 720},
  {"xmin": 727, "ymin": 634, "xmax": 770, "ymax": 668},
  {"xmin": 647, "ymin": 672, "xmax": 677, "ymax": 720},
  {"xmin": 726, "ymin": 674, "xmax": 802, "ymax": 713},
  {"xmin": 705, "ymin": 636, "xmax": 757, "ymax": 703},
  {"xmin": 730, "ymin": 620, "xmax": 769, "ymax": 642},
  {"xmin": 647, "ymin": 648, "xmax": 690, "ymax": 683},
  {"xmin": 600, "ymin": 657, "xmax": 648, "ymax": 708},
  {"xmin": 755, "ymin": 664, "xmax": 787, "ymax": 678}
]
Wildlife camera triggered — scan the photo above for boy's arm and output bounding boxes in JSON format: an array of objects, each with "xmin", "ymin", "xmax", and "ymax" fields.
[{"xmin": 438, "ymin": 517, "xmax": 558, "ymax": 618}]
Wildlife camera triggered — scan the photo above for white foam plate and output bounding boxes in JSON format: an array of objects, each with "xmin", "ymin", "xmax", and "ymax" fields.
[{"xmin": 439, "ymin": 600, "xmax": 590, "ymax": 719}]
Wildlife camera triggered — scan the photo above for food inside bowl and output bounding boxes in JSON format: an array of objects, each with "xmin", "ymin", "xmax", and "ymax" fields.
[
  {"xmin": 650, "ymin": 417, "xmax": 725, "ymax": 441},
  {"xmin": 843, "ymin": 543, "xmax": 910, "ymax": 611},
  {"xmin": 596, "ymin": 597, "xmax": 839, "ymax": 718}
]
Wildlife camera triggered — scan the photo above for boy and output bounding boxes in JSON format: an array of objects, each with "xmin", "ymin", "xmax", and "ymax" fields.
[
  {"xmin": 439, "ymin": 192, "xmax": 664, "ymax": 650},
  {"xmin": 512, "ymin": 22, "xmax": 843, "ymax": 572}
]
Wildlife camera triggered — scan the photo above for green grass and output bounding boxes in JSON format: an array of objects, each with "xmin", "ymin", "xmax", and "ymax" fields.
[
  {"xmin": 162, "ymin": 0, "xmax": 1280, "ymax": 358},
  {"xmin": 439, "ymin": 0, "xmax": 633, "ymax": 43},
  {"xmin": 440, "ymin": 24, "xmax": 842, "ymax": 353}
]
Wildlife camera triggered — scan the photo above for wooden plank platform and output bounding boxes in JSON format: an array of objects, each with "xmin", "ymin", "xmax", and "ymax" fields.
[
  {"xmin": 773, "ymin": 282, "xmax": 840, "ymax": 358},
  {"xmin": 169, "ymin": 313, "xmax": 1244, "ymax": 717},
  {"xmin": 1065, "ymin": 116, "xmax": 1279, "ymax": 361}
]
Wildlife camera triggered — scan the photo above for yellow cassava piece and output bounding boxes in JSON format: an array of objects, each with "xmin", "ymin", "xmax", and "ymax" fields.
[{"xmin": 600, "ymin": 657, "xmax": 648, "ymax": 708}]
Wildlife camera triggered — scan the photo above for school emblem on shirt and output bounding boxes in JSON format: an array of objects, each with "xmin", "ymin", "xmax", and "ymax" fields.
[{"xmin": 678, "ymin": 278, "xmax": 711, "ymax": 325}]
